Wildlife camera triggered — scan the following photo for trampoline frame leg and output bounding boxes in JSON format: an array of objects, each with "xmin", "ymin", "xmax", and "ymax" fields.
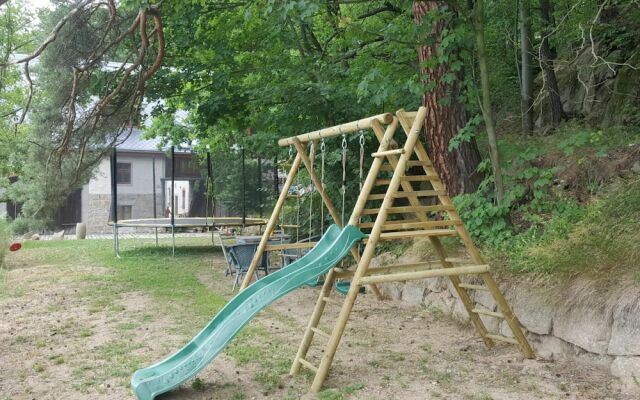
[
  {"xmin": 171, "ymin": 226, "xmax": 175, "ymax": 257},
  {"xmin": 114, "ymin": 224, "xmax": 120, "ymax": 258}
]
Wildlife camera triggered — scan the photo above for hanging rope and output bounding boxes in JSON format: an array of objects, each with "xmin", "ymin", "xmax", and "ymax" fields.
[
  {"xmin": 359, "ymin": 130, "xmax": 365, "ymax": 191},
  {"xmin": 308, "ymin": 141, "xmax": 314, "ymax": 240},
  {"xmin": 341, "ymin": 133, "xmax": 347, "ymax": 226},
  {"xmin": 320, "ymin": 138, "xmax": 326, "ymax": 235}
]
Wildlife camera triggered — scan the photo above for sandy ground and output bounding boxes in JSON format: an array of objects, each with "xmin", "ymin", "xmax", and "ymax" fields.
[{"xmin": 0, "ymin": 248, "xmax": 634, "ymax": 400}]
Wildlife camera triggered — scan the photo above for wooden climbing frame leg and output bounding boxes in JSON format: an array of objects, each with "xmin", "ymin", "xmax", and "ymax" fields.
[
  {"xmin": 290, "ymin": 268, "xmax": 339, "ymax": 375},
  {"xmin": 480, "ymin": 272, "xmax": 535, "ymax": 358},
  {"xmin": 428, "ymin": 236, "xmax": 494, "ymax": 348}
]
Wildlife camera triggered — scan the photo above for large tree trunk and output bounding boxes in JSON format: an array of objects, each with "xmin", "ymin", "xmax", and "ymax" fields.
[
  {"xmin": 539, "ymin": 0, "xmax": 564, "ymax": 129},
  {"xmin": 413, "ymin": 1, "xmax": 483, "ymax": 196},
  {"xmin": 519, "ymin": 0, "xmax": 534, "ymax": 134}
]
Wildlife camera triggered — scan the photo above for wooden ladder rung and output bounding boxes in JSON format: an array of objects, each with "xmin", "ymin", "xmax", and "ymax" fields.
[
  {"xmin": 322, "ymin": 296, "xmax": 343, "ymax": 306},
  {"xmin": 310, "ymin": 327, "xmax": 331, "ymax": 339},
  {"xmin": 374, "ymin": 179, "xmax": 391, "ymax": 186},
  {"xmin": 485, "ymin": 334, "xmax": 519, "ymax": 345},
  {"xmin": 458, "ymin": 283, "xmax": 489, "ymax": 291},
  {"xmin": 393, "ymin": 190, "xmax": 447, "ymax": 198},
  {"xmin": 472, "ymin": 308, "xmax": 505, "ymax": 319},
  {"xmin": 370, "ymin": 229, "xmax": 458, "ymax": 241},
  {"xmin": 400, "ymin": 175, "xmax": 438, "ymax": 182},
  {"xmin": 297, "ymin": 357, "xmax": 319, "ymax": 372},
  {"xmin": 406, "ymin": 160, "xmax": 432, "ymax": 167},
  {"xmin": 377, "ymin": 220, "xmax": 462, "ymax": 231},
  {"xmin": 379, "ymin": 164, "xmax": 394, "ymax": 171},
  {"xmin": 372, "ymin": 149, "xmax": 404, "ymax": 158},
  {"xmin": 279, "ymin": 224, "xmax": 300, "ymax": 228},
  {"xmin": 361, "ymin": 205, "xmax": 455, "ymax": 215},
  {"xmin": 366, "ymin": 193, "xmax": 387, "ymax": 201}
]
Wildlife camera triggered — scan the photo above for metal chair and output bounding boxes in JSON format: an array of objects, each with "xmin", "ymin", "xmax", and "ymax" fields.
[
  {"xmin": 216, "ymin": 233, "xmax": 237, "ymax": 276},
  {"xmin": 229, "ymin": 243, "xmax": 262, "ymax": 291},
  {"xmin": 282, "ymin": 235, "xmax": 320, "ymax": 266}
]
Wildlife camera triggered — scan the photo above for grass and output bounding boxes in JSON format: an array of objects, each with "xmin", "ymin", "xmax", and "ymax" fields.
[
  {"xmin": 509, "ymin": 178, "xmax": 640, "ymax": 277},
  {"xmin": 3, "ymin": 236, "xmax": 304, "ymax": 395}
]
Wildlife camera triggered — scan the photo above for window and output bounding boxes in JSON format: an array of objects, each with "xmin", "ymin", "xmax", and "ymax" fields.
[
  {"xmin": 117, "ymin": 205, "xmax": 132, "ymax": 220},
  {"xmin": 116, "ymin": 163, "xmax": 132, "ymax": 184}
]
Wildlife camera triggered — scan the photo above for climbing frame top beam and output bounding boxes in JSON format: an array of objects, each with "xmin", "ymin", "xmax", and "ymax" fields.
[{"xmin": 277, "ymin": 113, "xmax": 393, "ymax": 147}]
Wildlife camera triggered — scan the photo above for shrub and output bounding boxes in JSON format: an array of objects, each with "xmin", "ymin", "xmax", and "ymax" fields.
[{"xmin": 7, "ymin": 217, "xmax": 48, "ymax": 236}]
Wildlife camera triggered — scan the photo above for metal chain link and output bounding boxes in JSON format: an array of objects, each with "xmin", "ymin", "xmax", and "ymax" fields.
[
  {"xmin": 320, "ymin": 137, "xmax": 325, "ymax": 234},
  {"xmin": 341, "ymin": 134, "xmax": 347, "ymax": 225}
]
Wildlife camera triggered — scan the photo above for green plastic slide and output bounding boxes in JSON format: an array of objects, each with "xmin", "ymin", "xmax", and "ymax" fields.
[{"xmin": 131, "ymin": 224, "xmax": 365, "ymax": 400}]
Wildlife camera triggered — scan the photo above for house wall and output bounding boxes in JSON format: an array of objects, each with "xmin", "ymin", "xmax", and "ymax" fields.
[{"xmin": 85, "ymin": 154, "xmax": 166, "ymax": 233}]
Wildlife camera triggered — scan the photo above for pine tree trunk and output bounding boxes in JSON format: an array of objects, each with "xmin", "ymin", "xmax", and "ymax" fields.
[
  {"xmin": 539, "ymin": 0, "xmax": 564, "ymax": 129},
  {"xmin": 519, "ymin": 0, "xmax": 534, "ymax": 134},
  {"xmin": 413, "ymin": 0, "xmax": 483, "ymax": 196},
  {"xmin": 473, "ymin": 0, "xmax": 504, "ymax": 204}
]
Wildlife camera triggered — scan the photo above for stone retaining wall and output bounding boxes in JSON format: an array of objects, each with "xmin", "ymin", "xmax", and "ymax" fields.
[{"xmin": 373, "ymin": 252, "xmax": 640, "ymax": 390}]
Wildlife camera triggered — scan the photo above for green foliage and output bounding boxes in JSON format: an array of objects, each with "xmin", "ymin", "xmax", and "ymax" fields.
[
  {"xmin": 510, "ymin": 178, "xmax": 640, "ymax": 275},
  {"xmin": 7, "ymin": 217, "xmax": 48, "ymax": 236}
]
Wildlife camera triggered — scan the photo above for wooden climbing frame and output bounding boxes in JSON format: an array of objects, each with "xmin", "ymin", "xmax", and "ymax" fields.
[{"xmin": 242, "ymin": 108, "xmax": 535, "ymax": 393}]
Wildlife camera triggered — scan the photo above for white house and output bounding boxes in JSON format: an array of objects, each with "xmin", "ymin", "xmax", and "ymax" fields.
[{"xmin": 72, "ymin": 128, "xmax": 203, "ymax": 234}]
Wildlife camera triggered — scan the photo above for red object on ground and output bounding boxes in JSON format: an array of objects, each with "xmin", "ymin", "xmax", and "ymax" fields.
[{"xmin": 9, "ymin": 242, "xmax": 21, "ymax": 252}]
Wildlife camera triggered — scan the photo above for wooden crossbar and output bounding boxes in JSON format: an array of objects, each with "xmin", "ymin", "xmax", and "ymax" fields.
[
  {"xmin": 264, "ymin": 242, "xmax": 318, "ymax": 251},
  {"xmin": 278, "ymin": 113, "xmax": 393, "ymax": 146},
  {"xmin": 358, "ymin": 264, "xmax": 490, "ymax": 285}
]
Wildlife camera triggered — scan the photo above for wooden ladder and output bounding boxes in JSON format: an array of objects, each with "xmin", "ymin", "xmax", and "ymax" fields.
[{"xmin": 290, "ymin": 108, "xmax": 534, "ymax": 392}]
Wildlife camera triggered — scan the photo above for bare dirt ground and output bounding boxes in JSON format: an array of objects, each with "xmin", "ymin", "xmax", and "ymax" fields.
[{"xmin": 0, "ymin": 246, "xmax": 632, "ymax": 400}]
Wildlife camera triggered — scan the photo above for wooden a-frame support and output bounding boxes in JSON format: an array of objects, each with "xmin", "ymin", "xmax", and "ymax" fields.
[{"xmin": 242, "ymin": 108, "xmax": 534, "ymax": 393}]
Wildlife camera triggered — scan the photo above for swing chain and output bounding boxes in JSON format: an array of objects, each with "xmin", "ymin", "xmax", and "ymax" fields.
[
  {"xmin": 320, "ymin": 138, "xmax": 325, "ymax": 234},
  {"xmin": 288, "ymin": 145, "xmax": 293, "ymax": 158},
  {"xmin": 341, "ymin": 134, "xmax": 347, "ymax": 225},
  {"xmin": 359, "ymin": 130, "xmax": 365, "ymax": 191}
]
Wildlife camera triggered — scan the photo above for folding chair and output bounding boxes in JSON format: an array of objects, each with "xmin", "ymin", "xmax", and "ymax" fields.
[
  {"xmin": 229, "ymin": 243, "xmax": 262, "ymax": 291},
  {"xmin": 216, "ymin": 233, "xmax": 237, "ymax": 276}
]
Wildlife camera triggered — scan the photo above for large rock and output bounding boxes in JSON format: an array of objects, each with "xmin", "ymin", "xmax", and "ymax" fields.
[
  {"xmin": 505, "ymin": 284, "xmax": 554, "ymax": 335},
  {"xmin": 610, "ymin": 356, "xmax": 640, "ymax": 390},
  {"xmin": 424, "ymin": 291, "xmax": 453, "ymax": 315},
  {"xmin": 380, "ymin": 282, "xmax": 403, "ymax": 301},
  {"xmin": 51, "ymin": 230, "xmax": 65, "ymax": 240},
  {"xmin": 553, "ymin": 293, "xmax": 614, "ymax": 354},
  {"xmin": 426, "ymin": 276, "xmax": 448, "ymax": 293},
  {"xmin": 473, "ymin": 289, "xmax": 496, "ymax": 311},
  {"xmin": 532, "ymin": 334, "xmax": 581, "ymax": 360},
  {"xmin": 402, "ymin": 282, "xmax": 426, "ymax": 306},
  {"xmin": 608, "ymin": 289, "xmax": 640, "ymax": 356}
]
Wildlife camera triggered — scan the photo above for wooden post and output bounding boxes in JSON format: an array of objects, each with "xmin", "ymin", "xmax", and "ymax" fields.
[
  {"xmin": 311, "ymin": 107, "xmax": 427, "ymax": 392},
  {"xmin": 396, "ymin": 110, "xmax": 534, "ymax": 358},
  {"xmin": 240, "ymin": 153, "xmax": 303, "ymax": 289},
  {"xmin": 290, "ymin": 268, "xmax": 339, "ymax": 375}
]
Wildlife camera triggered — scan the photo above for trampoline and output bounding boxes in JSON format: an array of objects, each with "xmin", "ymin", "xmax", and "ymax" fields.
[{"xmin": 112, "ymin": 217, "xmax": 267, "ymax": 228}]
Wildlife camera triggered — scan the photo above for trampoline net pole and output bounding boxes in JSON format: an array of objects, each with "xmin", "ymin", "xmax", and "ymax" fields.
[
  {"xmin": 111, "ymin": 148, "xmax": 120, "ymax": 256},
  {"xmin": 152, "ymin": 156, "xmax": 158, "ymax": 247},
  {"xmin": 171, "ymin": 146, "xmax": 175, "ymax": 255}
]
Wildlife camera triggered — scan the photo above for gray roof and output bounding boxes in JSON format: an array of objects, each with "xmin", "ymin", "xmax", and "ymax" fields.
[
  {"xmin": 116, "ymin": 128, "xmax": 163, "ymax": 153},
  {"xmin": 115, "ymin": 128, "xmax": 191, "ymax": 154}
]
